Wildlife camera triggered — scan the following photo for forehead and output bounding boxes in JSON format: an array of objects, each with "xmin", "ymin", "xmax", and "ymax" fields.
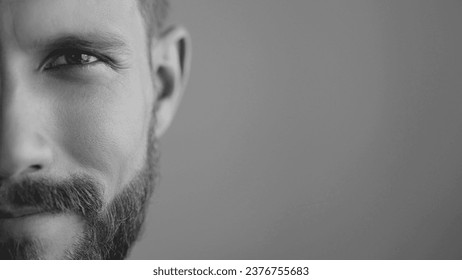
[{"xmin": 0, "ymin": 0, "xmax": 144, "ymax": 48}]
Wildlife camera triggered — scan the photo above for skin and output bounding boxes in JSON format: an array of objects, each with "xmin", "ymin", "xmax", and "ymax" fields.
[{"xmin": 0, "ymin": 0, "xmax": 190, "ymax": 259}]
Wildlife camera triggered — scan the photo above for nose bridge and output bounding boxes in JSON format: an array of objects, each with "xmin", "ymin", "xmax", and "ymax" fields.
[
  {"xmin": 1, "ymin": 71, "xmax": 37, "ymax": 143},
  {"xmin": 0, "ymin": 66, "xmax": 53, "ymax": 179}
]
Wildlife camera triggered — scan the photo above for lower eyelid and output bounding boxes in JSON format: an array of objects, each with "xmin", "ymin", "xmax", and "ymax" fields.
[{"xmin": 44, "ymin": 61, "xmax": 103, "ymax": 72}]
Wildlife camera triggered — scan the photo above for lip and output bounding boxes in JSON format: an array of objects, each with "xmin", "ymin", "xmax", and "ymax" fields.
[{"xmin": 0, "ymin": 208, "xmax": 44, "ymax": 219}]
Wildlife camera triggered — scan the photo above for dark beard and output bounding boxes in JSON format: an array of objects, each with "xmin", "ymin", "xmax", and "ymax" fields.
[
  {"xmin": 67, "ymin": 142, "xmax": 159, "ymax": 260},
  {"xmin": 0, "ymin": 115, "xmax": 159, "ymax": 260},
  {"xmin": 0, "ymin": 238, "xmax": 42, "ymax": 259}
]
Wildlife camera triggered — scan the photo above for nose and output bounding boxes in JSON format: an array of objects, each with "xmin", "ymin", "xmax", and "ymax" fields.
[{"xmin": 0, "ymin": 77, "xmax": 53, "ymax": 179}]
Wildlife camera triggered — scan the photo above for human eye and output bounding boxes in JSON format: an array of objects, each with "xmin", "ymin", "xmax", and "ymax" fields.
[{"xmin": 43, "ymin": 49, "xmax": 102, "ymax": 70}]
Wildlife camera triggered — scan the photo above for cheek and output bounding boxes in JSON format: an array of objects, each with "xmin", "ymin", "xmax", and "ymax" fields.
[{"xmin": 51, "ymin": 74, "xmax": 151, "ymax": 195}]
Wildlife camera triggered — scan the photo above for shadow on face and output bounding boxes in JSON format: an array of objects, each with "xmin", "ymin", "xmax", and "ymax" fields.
[{"xmin": 0, "ymin": 0, "xmax": 190, "ymax": 259}]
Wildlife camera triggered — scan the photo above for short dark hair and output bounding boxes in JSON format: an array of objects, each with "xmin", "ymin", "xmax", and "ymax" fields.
[{"xmin": 137, "ymin": 0, "xmax": 170, "ymax": 38}]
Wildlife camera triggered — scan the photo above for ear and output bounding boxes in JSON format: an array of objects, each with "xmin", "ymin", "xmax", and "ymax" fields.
[{"xmin": 150, "ymin": 26, "xmax": 192, "ymax": 138}]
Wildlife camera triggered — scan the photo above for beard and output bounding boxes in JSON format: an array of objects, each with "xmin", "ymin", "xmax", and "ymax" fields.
[
  {"xmin": 67, "ymin": 135, "xmax": 159, "ymax": 260},
  {"xmin": 0, "ymin": 113, "xmax": 160, "ymax": 260}
]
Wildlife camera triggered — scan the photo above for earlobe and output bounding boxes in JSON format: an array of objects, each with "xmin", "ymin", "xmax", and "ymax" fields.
[{"xmin": 151, "ymin": 26, "xmax": 191, "ymax": 138}]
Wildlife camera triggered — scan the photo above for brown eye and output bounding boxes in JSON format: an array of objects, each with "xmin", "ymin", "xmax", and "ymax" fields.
[
  {"xmin": 64, "ymin": 53, "xmax": 97, "ymax": 65},
  {"xmin": 45, "ymin": 51, "xmax": 99, "ymax": 69}
]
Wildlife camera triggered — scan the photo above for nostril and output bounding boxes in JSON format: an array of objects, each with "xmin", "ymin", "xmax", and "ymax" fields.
[{"xmin": 29, "ymin": 164, "xmax": 42, "ymax": 172}]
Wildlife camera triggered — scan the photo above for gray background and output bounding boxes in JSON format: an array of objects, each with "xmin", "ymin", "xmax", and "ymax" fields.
[{"xmin": 130, "ymin": 0, "xmax": 462, "ymax": 259}]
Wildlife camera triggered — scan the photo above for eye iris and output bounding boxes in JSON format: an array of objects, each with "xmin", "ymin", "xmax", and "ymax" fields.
[{"xmin": 65, "ymin": 53, "xmax": 93, "ymax": 65}]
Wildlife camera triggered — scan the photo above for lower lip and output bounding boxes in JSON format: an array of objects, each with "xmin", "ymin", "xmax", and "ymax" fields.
[{"xmin": 0, "ymin": 212, "xmax": 56, "ymax": 239}]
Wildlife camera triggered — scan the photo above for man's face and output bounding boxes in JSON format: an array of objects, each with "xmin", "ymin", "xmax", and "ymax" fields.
[{"xmin": 0, "ymin": 0, "xmax": 188, "ymax": 259}]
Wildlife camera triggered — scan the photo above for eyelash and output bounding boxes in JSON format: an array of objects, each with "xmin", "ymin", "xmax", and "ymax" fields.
[{"xmin": 42, "ymin": 48, "xmax": 119, "ymax": 71}]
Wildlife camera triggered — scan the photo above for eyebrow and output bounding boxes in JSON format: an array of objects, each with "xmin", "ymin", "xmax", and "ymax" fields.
[{"xmin": 33, "ymin": 32, "xmax": 132, "ymax": 57}]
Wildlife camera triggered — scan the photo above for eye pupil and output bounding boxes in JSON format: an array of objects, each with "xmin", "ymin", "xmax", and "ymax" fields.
[{"xmin": 66, "ymin": 53, "xmax": 92, "ymax": 64}]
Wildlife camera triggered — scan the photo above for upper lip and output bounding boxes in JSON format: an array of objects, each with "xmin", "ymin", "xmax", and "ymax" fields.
[{"xmin": 0, "ymin": 207, "xmax": 43, "ymax": 219}]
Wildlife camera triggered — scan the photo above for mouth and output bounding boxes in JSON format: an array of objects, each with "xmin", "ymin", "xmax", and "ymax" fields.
[
  {"xmin": 0, "ymin": 209, "xmax": 50, "ymax": 239},
  {"xmin": 0, "ymin": 211, "xmax": 83, "ymax": 245},
  {"xmin": 0, "ymin": 208, "xmax": 44, "ymax": 220}
]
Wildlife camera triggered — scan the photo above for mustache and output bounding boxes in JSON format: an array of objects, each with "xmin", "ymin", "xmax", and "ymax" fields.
[{"xmin": 0, "ymin": 175, "xmax": 103, "ymax": 220}]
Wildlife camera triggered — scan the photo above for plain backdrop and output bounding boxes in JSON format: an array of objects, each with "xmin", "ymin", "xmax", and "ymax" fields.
[{"xmin": 130, "ymin": 0, "xmax": 462, "ymax": 259}]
